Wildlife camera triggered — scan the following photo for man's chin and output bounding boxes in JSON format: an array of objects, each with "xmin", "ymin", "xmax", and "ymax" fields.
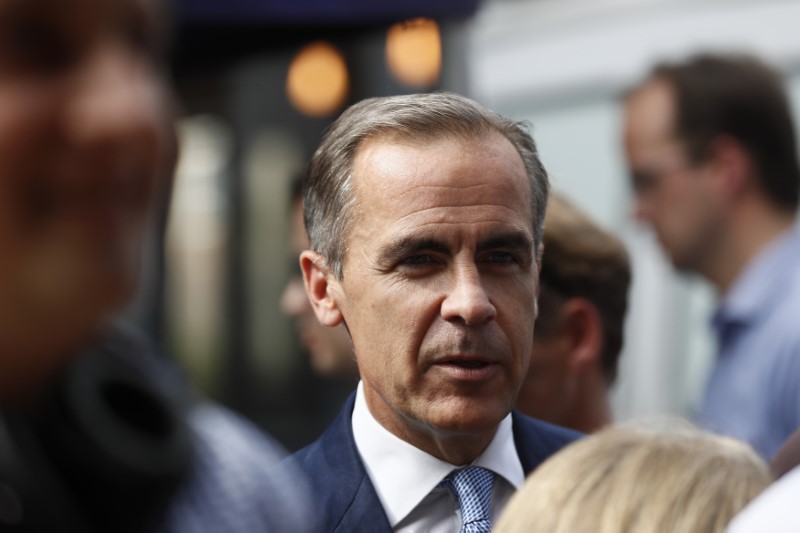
[{"xmin": 426, "ymin": 398, "xmax": 509, "ymax": 436}]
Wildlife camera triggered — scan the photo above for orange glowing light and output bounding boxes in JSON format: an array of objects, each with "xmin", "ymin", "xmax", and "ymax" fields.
[
  {"xmin": 386, "ymin": 18, "xmax": 442, "ymax": 88},
  {"xmin": 286, "ymin": 41, "xmax": 349, "ymax": 118}
]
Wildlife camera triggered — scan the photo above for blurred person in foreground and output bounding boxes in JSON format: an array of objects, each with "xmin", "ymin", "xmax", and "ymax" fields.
[
  {"xmin": 726, "ymin": 427, "xmax": 800, "ymax": 532},
  {"xmin": 0, "ymin": 0, "xmax": 309, "ymax": 531},
  {"xmin": 495, "ymin": 424, "xmax": 771, "ymax": 533},
  {"xmin": 727, "ymin": 456, "xmax": 800, "ymax": 532},
  {"xmin": 281, "ymin": 176, "xmax": 357, "ymax": 378},
  {"xmin": 516, "ymin": 192, "xmax": 630, "ymax": 433},
  {"xmin": 284, "ymin": 92, "xmax": 580, "ymax": 532},
  {"xmin": 769, "ymin": 427, "xmax": 800, "ymax": 480},
  {"xmin": 624, "ymin": 53, "xmax": 800, "ymax": 459}
]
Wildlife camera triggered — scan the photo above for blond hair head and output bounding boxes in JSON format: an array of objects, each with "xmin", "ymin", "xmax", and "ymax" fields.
[{"xmin": 494, "ymin": 424, "xmax": 771, "ymax": 533}]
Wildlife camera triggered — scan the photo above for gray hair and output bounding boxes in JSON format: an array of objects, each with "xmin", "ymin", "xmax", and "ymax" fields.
[{"xmin": 304, "ymin": 91, "xmax": 549, "ymax": 278}]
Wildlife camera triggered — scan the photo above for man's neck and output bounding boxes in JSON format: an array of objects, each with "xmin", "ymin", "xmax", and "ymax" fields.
[
  {"xmin": 703, "ymin": 205, "xmax": 795, "ymax": 294},
  {"xmin": 384, "ymin": 414, "xmax": 498, "ymax": 465},
  {"xmin": 566, "ymin": 372, "xmax": 612, "ymax": 434},
  {"xmin": 362, "ymin": 387, "xmax": 498, "ymax": 465}
]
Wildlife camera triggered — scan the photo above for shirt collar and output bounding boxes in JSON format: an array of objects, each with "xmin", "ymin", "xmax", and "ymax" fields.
[
  {"xmin": 351, "ymin": 381, "xmax": 524, "ymax": 527},
  {"xmin": 713, "ymin": 228, "xmax": 800, "ymax": 333}
]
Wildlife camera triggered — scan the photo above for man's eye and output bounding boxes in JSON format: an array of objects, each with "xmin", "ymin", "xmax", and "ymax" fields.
[
  {"xmin": 401, "ymin": 255, "xmax": 435, "ymax": 266},
  {"xmin": 486, "ymin": 252, "xmax": 516, "ymax": 264}
]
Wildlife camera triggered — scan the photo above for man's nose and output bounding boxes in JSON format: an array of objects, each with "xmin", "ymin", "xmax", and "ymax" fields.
[
  {"xmin": 63, "ymin": 43, "xmax": 166, "ymax": 159},
  {"xmin": 440, "ymin": 266, "xmax": 497, "ymax": 326}
]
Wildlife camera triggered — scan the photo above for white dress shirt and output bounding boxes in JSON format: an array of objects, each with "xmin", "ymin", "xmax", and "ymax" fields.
[
  {"xmin": 351, "ymin": 382, "xmax": 525, "ymax": 532},
  {"xmin": 726, "ymin": 465, "xmax": 800, "ymax": 532}
]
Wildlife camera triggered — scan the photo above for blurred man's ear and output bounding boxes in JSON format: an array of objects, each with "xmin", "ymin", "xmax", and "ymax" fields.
[
  {"xmin": 300, "ymin": 251, "xmax": 345, "ymax": 327},
  {"xmin": 706, "ymin": 135, "xmax": 754, "ymax": 202},
  {"xmin": 560, "ymin": 298, "xmax": 604, "ymax": 374}
]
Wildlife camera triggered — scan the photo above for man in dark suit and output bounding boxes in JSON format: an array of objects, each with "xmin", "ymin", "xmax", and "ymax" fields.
[{"xmin": 287, "ymin": 92, "xmax": 580, "ymax": 532}]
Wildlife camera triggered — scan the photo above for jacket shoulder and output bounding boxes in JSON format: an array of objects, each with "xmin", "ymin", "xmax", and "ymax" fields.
[
  {"xmin": 279, "ymin": 393, "xmax": 392, "ymax": 532},
  {"xmin": 512, "ymin": 411, "xmax": 582, "ymax": 473}
]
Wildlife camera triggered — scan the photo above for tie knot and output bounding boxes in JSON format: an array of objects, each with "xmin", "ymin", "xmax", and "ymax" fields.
[{"xmin": 443, "ymin": 466, "xmax": 494, "ymax": 533}]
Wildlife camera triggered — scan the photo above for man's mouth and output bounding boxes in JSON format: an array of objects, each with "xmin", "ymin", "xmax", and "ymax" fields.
[
  {"xmin": 433, "ymin": 356, "xmax": 499, "ymax": 382},
  {"xmin": 445, "ymin": 360, "xmax": 490, "ymax": 369}
]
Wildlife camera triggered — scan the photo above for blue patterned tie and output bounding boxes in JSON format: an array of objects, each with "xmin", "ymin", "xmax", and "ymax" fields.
[{"xmin": 443, "ymin": 467, "xmax": 495, "ymax": 533}]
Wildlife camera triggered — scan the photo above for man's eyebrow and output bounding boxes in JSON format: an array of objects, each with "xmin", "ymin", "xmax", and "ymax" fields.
[
  {"xmin": 476, "ymin": 232, "xmax": 534, "ymax": 255},
  {"xmin": 377, "ymin": 236, "xmax": 450, "ymax": 264}
]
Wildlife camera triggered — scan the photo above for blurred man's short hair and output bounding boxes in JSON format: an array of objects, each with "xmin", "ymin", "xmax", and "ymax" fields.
[
  {"xmin": 537, "ymin": 193, "xmax": 630, "ymax": 383},
  {"xmin": 649, "ymin": 53, "xmax": 800, "ymax": 212}
]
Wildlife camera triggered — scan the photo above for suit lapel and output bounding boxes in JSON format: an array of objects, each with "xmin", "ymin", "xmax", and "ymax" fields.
[
  {"xmin": 333, "ymin": 475, "xmax": 393, "ymax": 533},
  {"xmin": 512, "ymin": 409, "xmax": 582, "ymax": 475},
  {"xmin": 313, "ymin": 393, "xmax": 393, "ymax": 533}
]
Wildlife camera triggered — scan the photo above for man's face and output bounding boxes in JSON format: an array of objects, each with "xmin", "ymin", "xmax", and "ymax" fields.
[
  {"xmin": 0, "ymin": 0, "xmax": 171, "ymax": 347},
  {"xmin": 281, "ymin": 198, "xmax": 355, "ymax": 376},
  {"xmin": 624, "ymin": 80, "xmax": 724, "ymax": 272},
  {"xmin": 329, "ymin": 132, "xmax": 538, "ymax": 451}
]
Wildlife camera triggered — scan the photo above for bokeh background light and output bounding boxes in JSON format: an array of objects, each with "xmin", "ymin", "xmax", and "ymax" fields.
[
  {"xmin": 386, "ymin": 18, "xmax": 442, "ymax": 88},
  {"xmin": 286, "ymin": 41, "xmax": 350, "ymax": 117}
]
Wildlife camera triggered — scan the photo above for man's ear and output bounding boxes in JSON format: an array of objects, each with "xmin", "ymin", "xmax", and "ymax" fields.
[
  {"xmin": 560, "ymin": 298, "xmax": 603, "ymax": 374},
  {"xmin": 706, "ymin": 135, "xmax": 753, "ymax": 201},
  {"xmin": 300, "ymin": 251, "xmax": 345, "ymax": 327}
]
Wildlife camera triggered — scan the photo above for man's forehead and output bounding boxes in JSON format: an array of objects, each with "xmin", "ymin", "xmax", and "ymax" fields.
[
  {"xmin": 627, "ymin": 80, "xmax": 678, "ymax": 134},
  {"xmin": 355, "ymin": 129, "xmax": 499, "ymax": 159},
  {"xmin": 354, "ymin": 132, "xmax": 431, "ymax": 170},
  {"xmin": 352, "ymin": 132, "xmax": 526, "ymax": 196},
  {"xmin": 348, "ymin": 132, "xmax": 533, "ymax": 236},
  {"xmin": 353, "ymin": 129, "xmax": 515, "ymax": 172},
  {"xmin": 625, "ymin": 80, "xmax": 685, "ymax": 162}
]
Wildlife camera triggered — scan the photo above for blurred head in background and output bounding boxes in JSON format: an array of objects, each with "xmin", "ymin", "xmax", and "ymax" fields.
[
  {"xmin": 515, "ymin": 193, "xmax": 630, "ymax": 433},
  {"xmin": 624, "ymin": 53, "xmax": 800, "ymax": 291},
  {"xmin": 494, "ymin": 424, "xmax": 771, "ymax": 533},
  {"xmin": 0, "ymin": 0, "xmax": 173, "ymax": 403},
  {"xmin": 281, "ymin": 176, "xmax": 356, "ymax": 377}
]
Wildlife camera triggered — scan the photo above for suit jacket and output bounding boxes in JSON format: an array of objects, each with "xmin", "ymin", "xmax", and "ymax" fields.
[{"xmin": 284, "ymin": 392, "xmax": 581, "ymax": 532}]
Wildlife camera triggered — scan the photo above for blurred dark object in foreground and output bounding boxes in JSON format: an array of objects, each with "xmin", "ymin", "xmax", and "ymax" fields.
[{"xmin": 0, "ymin": 327, "xmax": 191, "ymax": 533}]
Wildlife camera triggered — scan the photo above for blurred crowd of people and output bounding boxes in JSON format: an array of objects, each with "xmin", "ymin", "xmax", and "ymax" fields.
[{"xmin": 1, "ymin": 0, "xmax": 799, "ymax": 531}]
